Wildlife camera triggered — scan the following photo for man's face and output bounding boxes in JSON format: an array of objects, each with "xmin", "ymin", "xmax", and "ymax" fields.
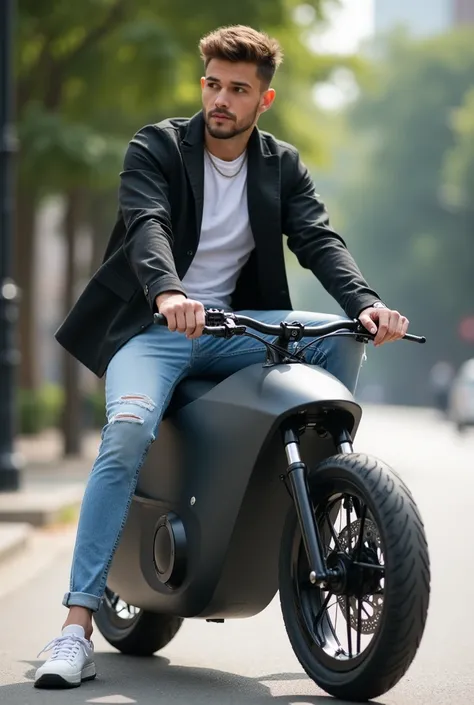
[{"xmin": 201, "ymin": 59, "xmax": 275, "ymax": 140}]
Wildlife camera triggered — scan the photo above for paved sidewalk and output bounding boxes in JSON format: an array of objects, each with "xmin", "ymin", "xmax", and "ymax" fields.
[
  {"xmin": 0, "ymin": 523, "xmax": 31, "ymax": 562},
  {"xmin": 15, "ymin": 428, "xmax": 101, "ymax": 482},
  {"xmin": 0, "ymin": 430, "xmax": 99, "ymax": 563}
]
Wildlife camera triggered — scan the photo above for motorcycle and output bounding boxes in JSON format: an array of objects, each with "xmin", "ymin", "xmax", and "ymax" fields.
[{"xmin": 94, "ymin": 310, "xmax": 430, "ymax": 702}]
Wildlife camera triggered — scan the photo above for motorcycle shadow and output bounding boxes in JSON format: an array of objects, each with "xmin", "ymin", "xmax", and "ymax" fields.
[{"xmin": 16, "ymin": 653, "xmax": 388, "ymax": 704}]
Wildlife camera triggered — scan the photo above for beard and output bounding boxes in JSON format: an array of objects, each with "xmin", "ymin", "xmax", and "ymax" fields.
[{"xmin": 204, "ymin": 105, "xmax": 260, "ymax": 140}]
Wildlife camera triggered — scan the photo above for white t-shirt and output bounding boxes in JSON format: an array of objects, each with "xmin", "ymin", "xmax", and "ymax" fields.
[{"xmin": 181, "ymin": 149, "xmax": 255, "ymax": 309}]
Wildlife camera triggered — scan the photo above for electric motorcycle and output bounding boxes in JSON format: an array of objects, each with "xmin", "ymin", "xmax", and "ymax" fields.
[{"xmin": 94, "ymin": 310, "xmax": 430, "ymax": 702}]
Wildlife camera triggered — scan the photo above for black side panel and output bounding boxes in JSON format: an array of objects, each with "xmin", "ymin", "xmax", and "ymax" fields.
[
  {"xmin": 197, "ymin": 426, "xmax": 339, "ymax": 618},
  {"xmin": 107, "ymin": 363, "xmax": 362, "ymax": 618}
]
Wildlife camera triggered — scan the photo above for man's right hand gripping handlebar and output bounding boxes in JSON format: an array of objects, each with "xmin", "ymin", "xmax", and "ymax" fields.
[{"xmin": 155, "ymin": 292, "xmax": 206, "ymax": 339}]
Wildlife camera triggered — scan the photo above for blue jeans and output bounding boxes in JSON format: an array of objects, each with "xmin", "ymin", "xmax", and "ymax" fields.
[{"xmin": 63, "ymin": 310, "xmax": 365, "ymax": 612}]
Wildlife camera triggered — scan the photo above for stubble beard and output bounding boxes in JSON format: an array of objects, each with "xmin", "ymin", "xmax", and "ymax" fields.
[{"xmin": 205, "ymin": 106, "xmax": 259, "ymax": 140}]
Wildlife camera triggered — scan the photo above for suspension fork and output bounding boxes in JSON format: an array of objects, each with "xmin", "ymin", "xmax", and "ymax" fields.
[{"xmin": 282, "ymin": 422, "xmax": 354, "ymax": 587}]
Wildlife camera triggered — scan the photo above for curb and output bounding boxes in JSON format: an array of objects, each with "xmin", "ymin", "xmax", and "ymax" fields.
[
  {"xmin": 0, "ymin": 484, "xmax": 84, "ymax": 527},
  {"xmin": 0, "ymin": 523, "xmax": 32, "ymax": 564}
]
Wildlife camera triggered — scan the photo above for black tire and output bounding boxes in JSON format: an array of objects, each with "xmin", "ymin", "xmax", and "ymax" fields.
[
  {"xmin": 93, "ymin": 588, "xmax": 183, "ymax": 656},
  {"xmin": 279, "ymin": 453, "xmax": 430, "ymax": 702}
]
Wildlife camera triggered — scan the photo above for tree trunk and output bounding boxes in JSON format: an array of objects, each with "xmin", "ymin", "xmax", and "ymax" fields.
[
  {"xmin": 14, "ymin": 185, "xmax": 39, "ymax": 391},
  {"xmin": 61, "ymin": 190, "xmax": 83, "ymax": 456},
  {"xmin": 83, "ymin": 190, "xmax": 114, "ymax": 402},
  {"xmin": 87, "ymin": 189, "xmax": 116, "ymax": 276}
]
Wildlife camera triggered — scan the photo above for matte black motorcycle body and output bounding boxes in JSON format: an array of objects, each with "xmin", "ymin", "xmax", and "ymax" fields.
[{"xmin": 94, "ymin": 311, "xmax": 430, "ymax": 702}]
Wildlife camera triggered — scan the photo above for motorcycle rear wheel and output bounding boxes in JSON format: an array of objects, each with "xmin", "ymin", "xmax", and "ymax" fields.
[
  {"xmin": 93, "ymin": 588, "xmax": 183, "ymax": 656},
  {"xmin": 279, "ymin": 453, "xmax": 430, "ymax": 702}
]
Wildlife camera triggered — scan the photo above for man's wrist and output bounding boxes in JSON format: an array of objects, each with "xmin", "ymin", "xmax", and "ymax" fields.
[
  {"xmin": 155, "ymin": 290, "xmax": 186, "ymax": 309},
  {"xmin": 358, "ymin": 301, "xmax": 387, "ymax": 318}
]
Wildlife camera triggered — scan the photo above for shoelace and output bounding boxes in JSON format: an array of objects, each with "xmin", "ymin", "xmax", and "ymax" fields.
[{"xmin": 37, "ymin": 634, "xmax": 92, "ymax": 663}]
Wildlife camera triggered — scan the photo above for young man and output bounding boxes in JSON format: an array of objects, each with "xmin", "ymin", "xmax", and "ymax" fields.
[{"xmin": 35, "ymin": 25, "xmax": 408, "ymax": 688}]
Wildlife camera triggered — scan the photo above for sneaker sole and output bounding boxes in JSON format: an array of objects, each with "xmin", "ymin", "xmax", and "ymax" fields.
[{"xmin": 34, "ymin": 664, "xmax": 96, "ymax": 689}]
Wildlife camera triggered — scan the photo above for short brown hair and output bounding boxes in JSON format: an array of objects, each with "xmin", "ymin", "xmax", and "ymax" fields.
[{"xmin": 199, "ymin": 25, "xmax": 283, "ymax": 87}]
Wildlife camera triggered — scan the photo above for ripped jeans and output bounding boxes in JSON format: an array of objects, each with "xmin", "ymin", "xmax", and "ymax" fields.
[{"xmin": 63, "ymin": 310, "xmax": 365, "ymax": 612}]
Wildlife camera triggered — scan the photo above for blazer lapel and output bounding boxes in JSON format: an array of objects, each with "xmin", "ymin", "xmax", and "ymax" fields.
[
  {"xmin": 181, "ymin": 112, "xmax": 205, "ymax": 238},
  {"xmin": 247, "ymin": 127, "xmax": 281, "ymax": 254}
]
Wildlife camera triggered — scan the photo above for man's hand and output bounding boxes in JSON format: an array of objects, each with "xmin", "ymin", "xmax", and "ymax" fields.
[
  {"xmin": 156, "ymin": 292, "xmax": 205, "ymax": 339},
  {"xmin": 359, "ymin": 305, "xmax": 409, "ymax": 347}
]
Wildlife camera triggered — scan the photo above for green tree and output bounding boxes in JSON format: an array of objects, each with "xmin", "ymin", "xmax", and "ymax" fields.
[
  {"xmin": 17, "ymin": 0, "xmax": 353, "ymax": 447},
  {"xmin": 332, "ymin": 28, "xmax": 474, "ymax": 405},
  {"xmin": 443, "ymin": 87, "xmax": 474, "ymax": 216}
]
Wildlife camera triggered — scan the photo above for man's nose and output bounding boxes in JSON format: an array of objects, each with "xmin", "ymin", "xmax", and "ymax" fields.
[{"xmin": 214, "ymin": 90, "xmax": 230, "ymax": 108}]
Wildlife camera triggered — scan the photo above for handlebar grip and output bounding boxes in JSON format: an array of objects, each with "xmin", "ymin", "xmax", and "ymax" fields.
[
  {"xmin": 153, "ymin": 313, "xmax": 168, "ymax": 326},
  {"xmin": 403, "ymin": 333, "xmax": 426, "ymax": 344},
  {"xmin": 356, "ymin": 322, "xmax": 426, "ymax": 344}
]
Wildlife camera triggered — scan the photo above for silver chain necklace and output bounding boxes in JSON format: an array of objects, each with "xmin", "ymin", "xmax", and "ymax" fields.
[{"xmin": 205, "ymin": 149, "xmax": 247, "ymax": 179}]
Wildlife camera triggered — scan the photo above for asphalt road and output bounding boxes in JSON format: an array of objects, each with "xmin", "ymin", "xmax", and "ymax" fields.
[{"xmin": 0, "ymin": 406, "xmax": 473, "ymax": 705}]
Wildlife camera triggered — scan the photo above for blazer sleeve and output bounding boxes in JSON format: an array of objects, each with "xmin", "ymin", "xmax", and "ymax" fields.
[
  {"xmin": 282, "ymin": 151, "xmax": 383, "ymax": 319},
  {"xmin": 119, "ymin": 125, "xmax": 186, "ymax": 311}
]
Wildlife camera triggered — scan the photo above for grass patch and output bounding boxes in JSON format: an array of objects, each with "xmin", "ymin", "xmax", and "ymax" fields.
[{"xmin": 57, "ymin": 504, "xmax": 80, "ymax": 524}]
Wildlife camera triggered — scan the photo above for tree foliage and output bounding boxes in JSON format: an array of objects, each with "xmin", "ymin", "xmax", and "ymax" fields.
[
  {"xmin": 336, "ymin": 29, "xmax": 474, "ymax": 404},
  {"xmin": 17, "ymin": 0, "xmax": 344, "ymax": 193},
  {"xmin": 444, "ymin": 87, "xmax": 474, "ymax": 212},
  {"xmin": 16, "ymin": 0, "xmax": 350, "ymax": 398}
]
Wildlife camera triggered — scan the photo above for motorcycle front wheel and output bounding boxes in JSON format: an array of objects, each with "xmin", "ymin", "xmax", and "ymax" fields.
[{"xmin": 279, "ymin": 453, "xmax": 430, "ymax": 702}]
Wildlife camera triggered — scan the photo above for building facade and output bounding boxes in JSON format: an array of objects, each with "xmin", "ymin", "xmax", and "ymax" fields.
[
  {"xmin": 453, "ymin": 0, "xmax": 474, "ymax": 24},
  {"xmin": 375, "ymin": 0, "xmax": 474, "ymax": 37}
]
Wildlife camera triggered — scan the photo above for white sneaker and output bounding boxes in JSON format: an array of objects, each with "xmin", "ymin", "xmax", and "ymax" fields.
[{"xmin": 34, "ymin": 624, "xmax": 96, "ymax": 688}]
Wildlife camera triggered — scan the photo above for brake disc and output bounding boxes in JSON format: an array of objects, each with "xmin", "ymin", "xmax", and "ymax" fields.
[{"xmin": 336, "ymin": 518, "xmax": 384, "ymax": 634}]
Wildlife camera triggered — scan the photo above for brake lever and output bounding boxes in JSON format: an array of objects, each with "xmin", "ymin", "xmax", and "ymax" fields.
[{"xmin": 202, "ymin": 320, "xmax": 247, "ymax": 338}]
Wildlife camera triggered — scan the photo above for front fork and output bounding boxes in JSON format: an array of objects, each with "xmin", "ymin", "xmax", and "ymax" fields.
[{"xmin": 282, "ymin": 424, "xmax": 353, "ymax": 588}]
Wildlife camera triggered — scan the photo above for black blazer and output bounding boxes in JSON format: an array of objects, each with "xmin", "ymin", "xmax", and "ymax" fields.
[{"xmin": 55, "ymin": 111, "xmax": 381, "ymax": 377}]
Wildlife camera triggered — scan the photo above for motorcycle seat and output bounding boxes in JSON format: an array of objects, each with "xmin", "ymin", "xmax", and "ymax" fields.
[{"xmin": 163, "ymin": 377, "xmax": 220, "ymax": 418}]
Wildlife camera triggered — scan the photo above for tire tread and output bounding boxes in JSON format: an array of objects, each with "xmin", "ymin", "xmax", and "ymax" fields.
[
  {"xmin": 279, "ymin": 452, "xmax": 431, "ymax": 702},
  {"xmin": 93, "ymin": 607, "xmax": 183, "ymax": 656}
]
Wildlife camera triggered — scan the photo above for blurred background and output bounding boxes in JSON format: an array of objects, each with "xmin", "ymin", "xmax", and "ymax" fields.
[{"xmin": 3, "ymin": 0, "xmax": 474, "ymax": 461}]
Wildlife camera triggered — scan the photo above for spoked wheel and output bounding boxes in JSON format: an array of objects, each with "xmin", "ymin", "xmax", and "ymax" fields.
[
  {"xmin": 279, "ymin": 453, "xmax": 430, "ymax": 702},
  {"xmin": 93, "ymin": 586, "xmax": 183, "ymax": 656}
]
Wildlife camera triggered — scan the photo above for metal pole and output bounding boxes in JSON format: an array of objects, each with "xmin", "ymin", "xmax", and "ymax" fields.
[{"xmin": 0, "ymin": 0, "xmax": 22, "ymax": 491}]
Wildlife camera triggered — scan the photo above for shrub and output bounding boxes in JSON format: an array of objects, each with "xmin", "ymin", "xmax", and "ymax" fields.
[
  {"xmin": 17, "ymin": 384, "xmax": 64, "ymax": 435},
  {"xmin": 17, "ymin": 384, "xmax": 106, "ymax": 434}
]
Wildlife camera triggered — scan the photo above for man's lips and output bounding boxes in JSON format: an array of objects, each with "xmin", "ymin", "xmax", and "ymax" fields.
[{"xmin": 211, "ymin": 113, "xmax": 233, "ymax": 120}]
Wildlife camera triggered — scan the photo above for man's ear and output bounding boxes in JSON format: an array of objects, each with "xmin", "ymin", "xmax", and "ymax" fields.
[{"xmin": 261, "ymin": 88, "xmax": 276, "ymax": 111}]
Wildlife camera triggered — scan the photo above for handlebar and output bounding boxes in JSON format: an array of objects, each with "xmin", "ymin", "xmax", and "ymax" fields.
[{"xmin": 153, "ymin": 310, "xmax": 426, "ymax": 344}]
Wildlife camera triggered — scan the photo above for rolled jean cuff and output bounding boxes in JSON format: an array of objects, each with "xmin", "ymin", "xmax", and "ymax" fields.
[{"xmin": 62, "ymin": 591, "xmax": 102, "ymax": 612}]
